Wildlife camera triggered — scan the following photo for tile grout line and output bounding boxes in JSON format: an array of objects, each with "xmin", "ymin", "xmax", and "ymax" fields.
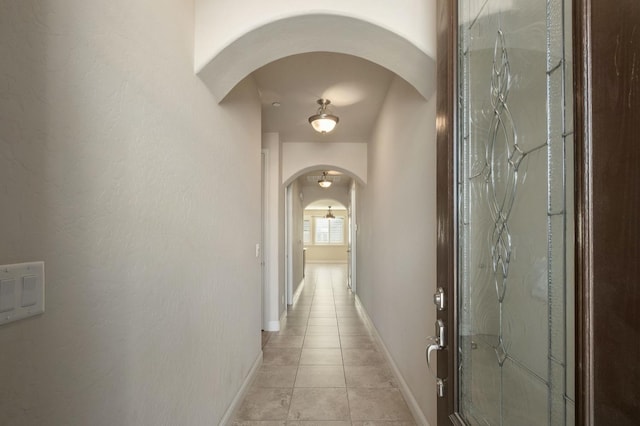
[
  {"xmin": 234, "ymin": 264, "xmax": 416, "ymax": 424},
  {"xmin": 334, "ymin": 271, "xmax": 354, "ymax": 424}
]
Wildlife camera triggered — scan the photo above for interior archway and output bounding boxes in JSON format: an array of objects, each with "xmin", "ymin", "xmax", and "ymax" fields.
[
  {"xmin": 284, "ymin": 166, "xmax": 359, "ymax": 306},
  {"xmin": 197, "ymin": 13, "xmax": 436, "ymax": 102},
  {"xmin": 284, "ymin": 164, "xmax": 365, "ymax": 188}
]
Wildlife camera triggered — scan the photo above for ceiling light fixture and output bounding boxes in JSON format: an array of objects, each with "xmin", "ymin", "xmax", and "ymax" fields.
[
  {"xmin": 308, "ymin": 99, "xmax": 339, "ymax": 134},
  {"xmin": 325, "ymin": 206, "xmax": 335, "ymax": 219},
  {"xmin": 318, "ymin": 172, "xmax": 332, "ymax": 188}
]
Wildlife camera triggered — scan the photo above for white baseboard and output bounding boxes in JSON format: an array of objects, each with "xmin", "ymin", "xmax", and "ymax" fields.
[
  {"xmin": 354, "ymin": 295, "xmax": 430, "ymax": 426},
  {"xmin": 305, "ymin": 260, "xmax": 348, "ymax": 264},
  {"xmin": 291, "ymin": 278, "xmax": 305, "ymax": 305},
  {"xmin": 265, "ymin": 320, "xmax": 280, "ymax": 332},
  {"xmin": 219, "ymin": 351, "xmax": 263, "ymax": 426}
]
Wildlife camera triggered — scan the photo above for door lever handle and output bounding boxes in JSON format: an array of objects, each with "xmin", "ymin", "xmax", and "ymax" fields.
[
  {"xmin": 425, "ymin": 342, "xmax": 445, "ymax": 397},
  {"xmin": 425, "ymin": 319, "xmax": 446, "ymax": 397}
]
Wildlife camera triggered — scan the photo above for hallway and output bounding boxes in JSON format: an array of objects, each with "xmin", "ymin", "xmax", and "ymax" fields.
[{"xmin": 233, "ymin": 264, "xmax": 416, "ymax": 424}]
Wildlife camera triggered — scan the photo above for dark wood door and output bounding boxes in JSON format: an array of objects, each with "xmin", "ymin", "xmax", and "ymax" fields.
[
  {"xmin": 435, "ymin": 0, "xmax": 640, "ymax": 424},
  {"xmin": 437, "ymin": 0, "xmax": 574, "ymax": 422},
  {"xmin": 435, "ymin": 0, "xmax": 457, "ymax": 424},
  {"xmin": 576, "ymin": 0, "xmax": 640, "ymax": 423}
]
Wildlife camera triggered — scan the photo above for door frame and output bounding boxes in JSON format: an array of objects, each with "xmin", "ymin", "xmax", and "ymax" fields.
[
  {"xmin": 574, "ymin": 0, "xmax": 640, "ymax": 423},
  {"xmin": 348, "ymin": 180, "xmax": 357, "ymax": 294},
  {"xmin": 573, "ymin": 0, "xmax": 592, "ymax": 422},
  {"xmin": 261, "ymin": 149, "xmax": 269, "ymax": 331},
  {"xmin": 285, "ymin": 184, "xmax": 294, "ymax": 305}
]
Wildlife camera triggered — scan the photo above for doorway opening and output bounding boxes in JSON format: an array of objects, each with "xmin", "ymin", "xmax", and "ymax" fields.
[{"xmin": 284, "ymin": 169, "xmax": 359, "ymax": 311}]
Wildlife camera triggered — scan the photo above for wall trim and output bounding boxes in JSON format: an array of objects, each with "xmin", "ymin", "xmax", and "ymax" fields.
[
  {"xmin": 291, "ymin": 278, "xmax": 306, "ymax": 305},
  {"xmin": 220, "ymin": 351, "xmax": 263, "ymax": 426},
  {"xmin": 305, "ymin": 260, "xmax": 348, "ymax": 264},
  {"xmin": 265, "ymin": 320, "xmax": 280, "ymax": 332},
  {"xmin": 355, "ymin": 295, "xmax": 430, "ymax": 426},
  {"xmin": 261, "ymin": 148, "xmax": 270, "ymax": 331}
]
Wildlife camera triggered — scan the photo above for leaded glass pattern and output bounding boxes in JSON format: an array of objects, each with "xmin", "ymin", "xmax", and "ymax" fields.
[{"xmin": 456, "ymin": 0, "xmax": 574, "ymax": 424}]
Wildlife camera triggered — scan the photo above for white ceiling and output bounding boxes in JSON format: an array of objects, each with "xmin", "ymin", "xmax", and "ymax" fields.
[{"xmin": 252, "ymin": 52, "xmax": 394, "ymax": 143}]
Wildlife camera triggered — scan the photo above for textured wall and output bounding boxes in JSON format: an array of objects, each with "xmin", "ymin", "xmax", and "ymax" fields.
[
  {"xmin": 0, "ymin": 1, "xmax": 261, "ymax": 424},
  {"xmin": 357, "ymin": 76, "xmax": 438, "ymax": 424}
]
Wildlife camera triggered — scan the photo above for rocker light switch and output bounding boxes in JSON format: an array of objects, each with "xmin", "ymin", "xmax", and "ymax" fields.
[
  {"xmin": 21, "ymin": 276, "xmax": 38, "ymax": 307},
  {"xmin": 0, "ymin": 279, "xmax": 16, "ymax": 313},
  {"xmin": 0, "ymin": 262, "xmax": 44, "ymax": 325}
]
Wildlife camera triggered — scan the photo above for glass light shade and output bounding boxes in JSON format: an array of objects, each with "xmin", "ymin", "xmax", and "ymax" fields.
[
  {"xmin": 309, "ymin": 114, "xmax": 339, "ymax": 133},
  {"xmin": 318, "ymin": 171, "xmax": 332, "ymax": 188},
  {"xmin": 325, "ymin": 207, "xmax": 335, "ymax": 219}
]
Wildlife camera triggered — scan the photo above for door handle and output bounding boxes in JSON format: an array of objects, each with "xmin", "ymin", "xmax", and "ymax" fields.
[{"xmin": 425, "ymin": 319, "xmax": 446, "ymax": 397}]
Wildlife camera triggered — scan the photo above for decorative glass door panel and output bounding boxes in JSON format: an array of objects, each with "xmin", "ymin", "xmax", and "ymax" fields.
[{"xmin": 456, "ymin": 0, "xmax": 574, "ymax": 424}]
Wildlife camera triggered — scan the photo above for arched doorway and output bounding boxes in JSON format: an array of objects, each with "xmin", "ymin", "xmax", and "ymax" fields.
[
  {"xmin": 284, "ymin": 168, "xmax": 360, "ymax": 310},
  {"xmin": 197, "ymin": 13, "xmax": 435, "ymax": 102}
]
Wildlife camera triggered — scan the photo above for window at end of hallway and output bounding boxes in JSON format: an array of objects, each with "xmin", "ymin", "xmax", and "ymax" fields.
[
  {"xmin": 303, "ymin": 219, "xmax": 311, "ymax": 244},
  {"xmin": 313, "ymin": 216, "xmax": 344, "ymax": 245}
]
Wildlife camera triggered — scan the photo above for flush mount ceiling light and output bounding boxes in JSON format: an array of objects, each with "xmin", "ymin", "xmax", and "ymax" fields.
[
  {"xmin": 308, "ymin": 99, "xmax": 339, "ymax": 134},
  {"xmin": 318, "ymin": 172, "xmax": 332, "ymax": 188},
  {"xmin": 325, "ymin": 206, "xmax": 335, "ymax": 219}
]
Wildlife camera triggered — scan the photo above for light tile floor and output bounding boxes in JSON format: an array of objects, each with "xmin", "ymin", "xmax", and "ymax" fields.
[{"xmin": 233, "ymin": 264, "xmax": 416, "ymax": 425}]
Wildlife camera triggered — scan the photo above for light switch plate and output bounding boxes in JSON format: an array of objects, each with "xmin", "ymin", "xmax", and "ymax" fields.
[{"xmin": 0, "ymin": 262, "xmax": 45, "ymax": 326}]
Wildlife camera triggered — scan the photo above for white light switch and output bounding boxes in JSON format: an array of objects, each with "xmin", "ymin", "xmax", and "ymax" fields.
[
  {"xmin": 21, "ymin": 276, "xmax": 38, "ymax": 307},
  {"xmin": 0, "ymin": 262, "xmax": 44, "ymax": 326},
  {"xmin": 0, "ymin": 279, "xmax": 16, "ymax": 313}
]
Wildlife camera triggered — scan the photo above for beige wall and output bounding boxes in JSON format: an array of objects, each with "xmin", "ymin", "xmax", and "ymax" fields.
[
  {"xmin": 357, "ymin": 76, "xmax": 438, "ymax": 425},
  {"xmin": 304, "ymin": 209, "xmax": 349, "ymax": 263},
  {"xmin": 0, "ymin": 2, "xmax": 261, "ymax": 424}
]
